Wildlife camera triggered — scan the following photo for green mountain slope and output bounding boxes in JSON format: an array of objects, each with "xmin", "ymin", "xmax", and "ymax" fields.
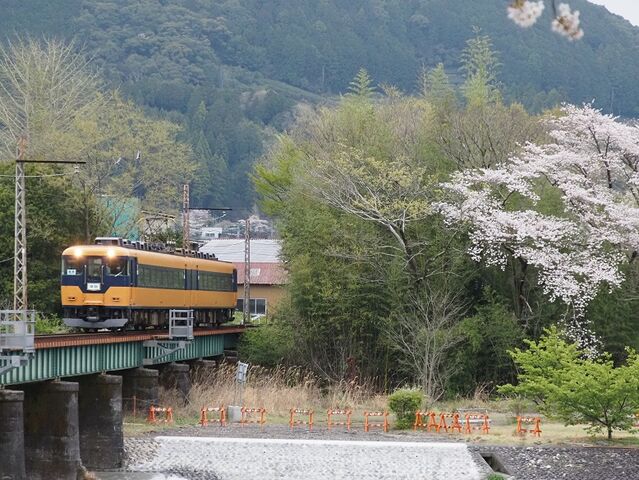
[
  {"xmin": 60, "ymin": 0, "xmax": 639, "ymax": 114},
  {"xmin": 2, "ymin": 0, "xmax": 638, "ymax": 211}
]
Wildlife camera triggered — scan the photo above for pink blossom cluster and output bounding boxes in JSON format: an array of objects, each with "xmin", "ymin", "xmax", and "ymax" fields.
[
  {"xmin": 551, "ymin": 3, "xmax": 584, "ymax": 40},
  {"xmin": 507, "ymin": 1, "xmax": 584, "ymax": 40},
  {"xmin": 507, "ymin": 1, "xmax": 545, "ymax": 28},
  {"xmin": 437, "ymin": 104, "xmax": 639, "ymax": 316}
]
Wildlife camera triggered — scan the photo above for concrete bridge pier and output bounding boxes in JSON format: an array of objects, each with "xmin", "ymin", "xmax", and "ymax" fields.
[
  {"xmin": 122, "ymin": 367, "xmax": 159, "ymax": 414},
  {"xmin": 21, "ymin": 381, "xmax": 83, "ymax": 480},
  {"xmin": 189, "ymin": 358, "xmax": 218, "ymax": 383},
  {"xmin": 77, "ymin": 374, "xmax": 124, "ymax": 470},
  {"xmin": 0, "ymin": 389, "xmax": 26, "ymax": 480},
  {"xmin": 158, "ymin": 362, "xmax": 192, "ymax": 402}
]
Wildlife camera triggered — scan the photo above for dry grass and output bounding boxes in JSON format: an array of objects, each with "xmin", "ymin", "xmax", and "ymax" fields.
[
  {"xmin": 156, "ymin": 364, "xmax": 388, "ymax": 424},
  {"xmin": 128, "ymin": 364, "xmax": 639, "ymax": 447}
]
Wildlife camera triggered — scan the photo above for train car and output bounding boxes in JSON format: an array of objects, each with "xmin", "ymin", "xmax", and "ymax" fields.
[{"xmin": 61, "ymin": 237, "xmax": 237, "ymax": 330}]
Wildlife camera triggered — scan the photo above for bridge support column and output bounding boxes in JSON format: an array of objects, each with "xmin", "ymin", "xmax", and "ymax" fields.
[
  {"xmin": 22, "ymin": 381, "xmax": 83, "ymax": 480},
  {"xmin": 77, "ymin": 374, "xmax": 123, "ymax": 469},
  {"xmin": 189, "ymin": 358, "xmax": 218, "ymax": 383},
  {"xmin": 158, "ymin": 362, "xmax": 191, "ymax": 402},
  {"xmin": 122, "ymin": 367, "xmax": 159, "ymax": 414},
  {"xmin": 0, "ymin": 389, "xmax": 26, "ymax": 480}
]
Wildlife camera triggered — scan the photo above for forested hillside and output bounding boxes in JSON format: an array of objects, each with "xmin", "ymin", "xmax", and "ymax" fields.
[{"xmin": 2, "ymin": 0, "xmax": 639, "ymax": 212}]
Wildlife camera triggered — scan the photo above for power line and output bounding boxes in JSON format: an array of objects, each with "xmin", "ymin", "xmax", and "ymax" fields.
[{"xmin": 0, "ymin": 172, "xmax": 71, "ymax": 178}]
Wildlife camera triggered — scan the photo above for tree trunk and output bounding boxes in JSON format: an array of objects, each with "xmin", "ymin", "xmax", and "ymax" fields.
[{"xmin": 607, "ymin": 425, "xmax": 612, "ymax": 440}]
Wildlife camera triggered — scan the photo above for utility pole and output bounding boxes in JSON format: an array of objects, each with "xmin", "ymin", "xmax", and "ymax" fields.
[
  {"xmin": 182, "ymin": 184, "xmax": 230, "ymax": 252},
  {"xmin": 243, "ymin": 217, "xmax": 250, "ymax": 325},
  {"xmin": 182, "ymin": 184, "xmax": 190, "ymax": 253},
  {"xmin": 2, "ymin": 140, "xmax": 85, "ymax": 377},
  {"xmin": 13, "ymin": 136, "xmax": 27, "ymax": 311},
  {"xmin": 139, "ymin": 210, "xmax": 176, "ymax": 242}
]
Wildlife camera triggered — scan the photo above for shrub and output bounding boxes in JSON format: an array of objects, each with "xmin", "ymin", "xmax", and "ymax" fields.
[
  {"xmin": 35, "ymin": 314, "xmax": 69, "ymax": 334},
  {"xmin": 499, "ymin": 326, "xmax": 639, "ymax": 440},
  {"xmin": 388, "ymin": 388, "xmax": 423, "ymax": 429},
  {"xmin": 238, "ymin": 322, "xmax": 295, "ymax": 368}
]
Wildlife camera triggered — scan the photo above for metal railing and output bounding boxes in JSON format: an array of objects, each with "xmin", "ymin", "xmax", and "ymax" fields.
[
  {"xmin": 169, "ymin": 309, "xmax": 194, "ymax": 340},
  {"xmin": 143, "ymin": 309, "xmax": 194, "ymax": 365},
  {"xmin": 0, "ymin": 310, "xmax": 35, "ymax": 353}
]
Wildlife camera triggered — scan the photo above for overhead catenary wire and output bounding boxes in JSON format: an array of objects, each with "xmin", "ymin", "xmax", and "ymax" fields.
[{"xmin": 0, "ymin": 172, "xmax": 72, "ymax": 178}]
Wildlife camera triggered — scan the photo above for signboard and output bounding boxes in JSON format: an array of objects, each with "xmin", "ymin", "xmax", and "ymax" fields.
[{"xmin": 236, "ymin": 362, "xmax": 248, "ymax": 384}]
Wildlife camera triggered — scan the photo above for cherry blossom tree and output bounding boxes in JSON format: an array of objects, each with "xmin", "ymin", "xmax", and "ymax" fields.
[
  {"xmin": 508, "ymin": 1, "xmax": 584, "ymax": 40},
  {"xmin": 437, "ymin": 104, "xmax": 639, "ymax": 349}
]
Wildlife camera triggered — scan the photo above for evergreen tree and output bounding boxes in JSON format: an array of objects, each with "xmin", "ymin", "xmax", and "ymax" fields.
[
  {"xmin": 420, "ymin": 63, "xmax": 457, "ymax": 111},
  {"xmin": 189, "ymin": 101, "xmax": 228, "ymax": 207},
  {"xmin": 461, "ymin": 31, "xmax": 501, "ymax": 106},
  {"xmin": 347, "ymin": 68, "xmax": 375, "ymax": 98}
]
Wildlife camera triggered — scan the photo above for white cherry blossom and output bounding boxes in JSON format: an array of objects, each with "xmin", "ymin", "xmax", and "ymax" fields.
[
  {"xmin": 437, "ymin": 104, "xmax": 639, "ymax": 348},
  {"xmin": 507, "ymin": 1, "xmax": 584, "ymax": 41},
  {"xmin": 552, "ymin": 3, "xmax": 584, "ymax": 40},
  {"xmin": 507, "ymin": 1, "xmax": 545, "ymax": 28}
]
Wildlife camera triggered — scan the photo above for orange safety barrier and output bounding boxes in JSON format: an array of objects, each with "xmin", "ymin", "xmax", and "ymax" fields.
[
  {"xmin": 516, "ymin": 416, "xmax": 542, "ymax": 437},
  {"xmin": 364, "ymin": 411, "xmax": 389, "ymax": 433},
  {"xmin": 200, "ymin": 406, "xmax": 226, "ymax": 427},
  {"xmin": 438, "ymin": 413, "xmax": 462, "ymax": 434},
  {"xmin": 327, "ymin": 409, "xmax": 352, "ymax": 431},
  {"xmin": 413, "ymin": 411, "xmax": 438, "ymax": 432},
  {"xmin": 464, "ymin": 413, "xmax": 490, "ymax": 434},
  {"xmin": 289, "ymin": 408, "xmax": 314, "ymax": 431},
  {"xmin": 147, "ymin": 406, "xmax": 174, "ymax": 424},
  {"xmin": 241, "ymin": 407, "xmax": 266, "ymax": 427},
  {"xmin": 413, "ymin": 410, "xmax": 426, "ymax": 431}
]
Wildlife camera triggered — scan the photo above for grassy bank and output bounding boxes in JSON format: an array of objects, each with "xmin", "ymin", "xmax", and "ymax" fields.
[{"xmin": 122, "ymin": 363, "xmax": 639, "ymax": 447}]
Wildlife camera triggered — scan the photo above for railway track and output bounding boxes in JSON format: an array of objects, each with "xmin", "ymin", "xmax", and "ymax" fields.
[{"xmin": 35, "ymin": 325, "xmax": 248, "ymax": 348}]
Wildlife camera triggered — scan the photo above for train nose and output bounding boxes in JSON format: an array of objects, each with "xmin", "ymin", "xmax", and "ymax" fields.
[
  {"xmin": 86, "ymin": 281, "xmax": 102, "ymax": 292},
  {"xmin": 83, "ymin": 293, "xmax": 104, "ymax": 306}
]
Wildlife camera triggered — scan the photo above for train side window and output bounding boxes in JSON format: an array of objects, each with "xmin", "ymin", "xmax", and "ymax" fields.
[
  {"xmin": 129, "ymin": 259, "xmax": 137, "ymax": 286},
  {"xmin": 105, "ymin": 257, "xmax": 128, "ymax": 276}
]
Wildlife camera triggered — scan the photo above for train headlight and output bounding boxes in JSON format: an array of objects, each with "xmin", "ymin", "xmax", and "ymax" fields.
[
  {"xmin": 73, "ymin": 247, "xmax": 83, "ymax": 258},
  {"xmin": 107, "ymin": 248, "xmax": 116, "ymax": 259}
]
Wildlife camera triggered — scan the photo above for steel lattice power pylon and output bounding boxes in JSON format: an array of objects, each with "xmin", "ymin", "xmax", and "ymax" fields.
[
  {"xmin": 13, "ymin": 137, "xmax": 28, "ymax": 311},
  {"xmin": 182, "ymin": 183, "xmax": 190, "ymax": 253},
  {"xmin": 243, "ymin": 217, "xmax": 250, "ymax": 325}
]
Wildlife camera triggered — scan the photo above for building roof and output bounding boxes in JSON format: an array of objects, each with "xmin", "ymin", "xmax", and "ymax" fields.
[
  {"xmin": 234, "ymin": 262, "xmax": 287, "ymax": 285},
  {"xmin": 200, "ymin": 239, "xmax": 281, "ymax": 263}
]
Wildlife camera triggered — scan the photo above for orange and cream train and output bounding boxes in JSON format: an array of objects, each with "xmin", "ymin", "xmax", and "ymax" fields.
[{"xmin": 61, "ymin": 237, "xmax": 237, "ymax": 330}]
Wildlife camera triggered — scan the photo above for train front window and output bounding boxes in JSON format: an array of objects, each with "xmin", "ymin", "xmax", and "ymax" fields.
[
  {"xmin": 105, "ymin": 257, "xmax": 128, "ymax": 277},
  {"xmin": 62, "ymin": 257, "xmax": 84, "ymax": 276},
  {"xmin": 87, "ymin": 257, "xmax": 102, "ymax": 280}
]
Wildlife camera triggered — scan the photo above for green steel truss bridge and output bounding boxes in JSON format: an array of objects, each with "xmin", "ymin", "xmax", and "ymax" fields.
[{"xmin": 0, "ymin": 326, "xmax": 244, "ymax": 386}]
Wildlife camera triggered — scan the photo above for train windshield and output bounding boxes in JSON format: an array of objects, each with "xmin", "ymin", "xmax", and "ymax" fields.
[
  {"xmin": 86, "ymin": 257, "xmax": 103, "ymax": 280},
  {"xmin": 105, "ymin": 257, "xmax": 128, "ymax": 277},
  {"xmin": 62, "ymin": 257, "xmax": 84, "ymax": 276}
]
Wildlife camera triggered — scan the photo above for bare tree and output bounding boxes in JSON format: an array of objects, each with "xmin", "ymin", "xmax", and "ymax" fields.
[
  {"xmin": 0, "ymin": 38, "xmax": 101, "ymax": 161},
  {"xmin": 437, "ymin": 101, "xmax": 543, "ymax": 170},
  {"xmin": 386, "ymin": 285, "xmax": 467, "ymax": 400}
]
